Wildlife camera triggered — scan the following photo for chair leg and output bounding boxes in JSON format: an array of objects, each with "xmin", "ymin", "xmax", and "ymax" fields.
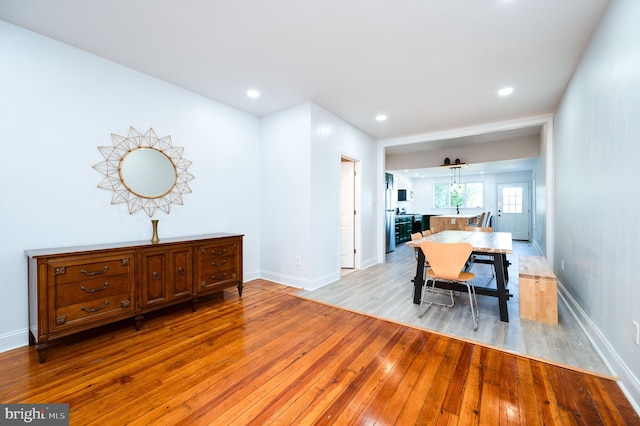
[
  {"xmin": 466, "ymin": 281, "xmax": 479, "ymax": 331},
  {"xmin": 427, "ymin": 279, "xmax": 454, "ymax": 308},
  {"xmin": 418, "ymin": 279, "xmax": 455, "ymax": 318},
  {"xmin": 418, "ymin": 280, "xmax": 430, "ymax": 318}
]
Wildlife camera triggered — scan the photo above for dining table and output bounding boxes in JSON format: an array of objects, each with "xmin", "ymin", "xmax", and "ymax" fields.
[{"xmin": 406, "ymin": 230, "xmax": 513, "ymax": 322}]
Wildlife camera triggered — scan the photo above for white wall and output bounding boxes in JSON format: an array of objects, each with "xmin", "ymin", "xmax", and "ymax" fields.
[
  {"xmin": 532, "ymin": 127, "xmax": 549, "ymax": 256},
  {"xmin": 310, "ymin": 104, "xmax": 379, "ymax": 276},
  {"xmin": 554, "ymin": 0, "xmax": 640, "ymax": 409},
  {"xmin": 260, "ymin": 104, "xmax": 312, "ymax": 287},
  {"xmin": 0, "ymin": 21, "xmax": 262, "ymax": 352},
  {"xmin": 260, "ymin": 102, "xmax": 378, "ymax": 289}
]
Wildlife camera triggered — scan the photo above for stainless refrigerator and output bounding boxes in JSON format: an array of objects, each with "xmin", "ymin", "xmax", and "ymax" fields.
[{"xmin": 385, "ymin": 173, "xmax": 396, "ymax": 253}]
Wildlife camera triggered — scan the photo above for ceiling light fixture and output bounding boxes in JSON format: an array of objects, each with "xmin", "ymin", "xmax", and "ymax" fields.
[
  {"xmin": 376, "ymin": 114, "xmax": 387, "ymax": 122},
  {"xmin": 247, "ymin": 89, "xmax": 260, "ymax": 98},
  {"xmin": 498, "ymin": 87, "xmax": 514, "ymax": 96},
  {"xmin": 441, "ymin": 157, "xmax": 469, "ymax": 189}
]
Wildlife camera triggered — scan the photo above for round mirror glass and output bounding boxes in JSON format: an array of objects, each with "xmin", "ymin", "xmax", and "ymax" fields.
[{"xmin": 119, "ymin": 148, "xmax": 177, "ymax": 198}]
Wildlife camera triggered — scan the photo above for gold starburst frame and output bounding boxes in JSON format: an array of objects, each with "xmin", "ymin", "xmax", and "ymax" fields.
[{"xmin": 93, "ymin": 127, "xmax": 194, "ymax": 217}]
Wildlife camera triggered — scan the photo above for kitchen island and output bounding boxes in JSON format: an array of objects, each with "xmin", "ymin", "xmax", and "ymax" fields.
[{"xmin": 430, "ymin": 214, "xmax": 480, "ymax": 233}]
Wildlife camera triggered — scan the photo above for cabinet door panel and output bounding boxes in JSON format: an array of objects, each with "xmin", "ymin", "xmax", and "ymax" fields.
[
  {"xmin": 171, "ymin": 248, "xmax": 192, "ymax": 299},
  {"xmin": 141, "ymin": 252, "xmax": 167, "ymax": 306}
]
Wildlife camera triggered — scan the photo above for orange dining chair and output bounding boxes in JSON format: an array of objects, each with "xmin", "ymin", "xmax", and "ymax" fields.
[
  {"xmin": 419, "ymin": 241, "xmax": 479, "ymax": 330},
  {"xmin": 464, "ymin": 226, "xmax": 496, "ymax": 278}
]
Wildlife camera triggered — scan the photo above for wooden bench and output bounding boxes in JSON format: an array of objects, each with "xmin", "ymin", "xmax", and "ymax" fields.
[{"xmin": 518, "ymin": 255, "xmax": 558, "ymax": 324}]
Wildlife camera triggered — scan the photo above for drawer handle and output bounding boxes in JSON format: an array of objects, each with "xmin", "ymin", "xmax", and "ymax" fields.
[
  {"xmin": 80, "ymin": 266, "xmax": 109, "ymax": 276},
  {"xmin": 121, "ymin": 300, "xmax": 131, "ymax": 309},
  {"xmin": 152, "ymin": 272, "xmax": 161, "ymax": 280},
  {"xmin": 81, "ymin": 282, "xmax": 109, "ymax": 293},
  {"xmin": 81, "ymin": 300, "xmax": 110, "ymax": 313},
  {"xmin": 210, "ymin": 248, "xmax": 226, "ymax": 256},
  {"xmin": 211, "ymin": 260, "xmax": 227, "ymax": 267},
  {"xmin": 178, "ymin": 267, "xmax": 185, "ymax": 275}
]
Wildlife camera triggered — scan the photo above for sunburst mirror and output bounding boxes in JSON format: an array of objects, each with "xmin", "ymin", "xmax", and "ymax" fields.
[{"xmin": 93, "ymin": 127, "xmax": 194, "ymax": 217}]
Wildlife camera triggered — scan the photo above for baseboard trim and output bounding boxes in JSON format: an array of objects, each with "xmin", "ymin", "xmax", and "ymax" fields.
[
  {"xmin": 0, "ymin": 328, "xmax": 29, "ymax": 353},
  {"xmin": 557, "ymin": 280, "xmax": 640, "ymax": 415}
]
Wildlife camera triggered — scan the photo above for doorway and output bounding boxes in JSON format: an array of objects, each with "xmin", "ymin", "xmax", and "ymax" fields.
[
  {"xmin": 340, "ymin": 158, "xmax": 358, "ymax": 270},
  {"xmin": 495, "ymin": 182, "xmax": 530, "ymax": 240}
]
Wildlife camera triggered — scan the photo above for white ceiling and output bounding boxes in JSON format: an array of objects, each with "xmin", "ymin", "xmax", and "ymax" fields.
[{"xmin": 0, "ymin": 0, "xmax": 609, "ymax": 142}]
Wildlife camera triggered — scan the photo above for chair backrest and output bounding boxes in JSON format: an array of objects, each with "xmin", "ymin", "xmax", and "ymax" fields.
[
  {"xmin": 411, "ymin": 232, "xmax": 423, "ymax": 241},
  {"xmin": 464, "ymin": 226, "xmax": 493, "ymax": 232},
  {"xmin": 420, "ymin": 241, "xmax": 473, "ymax": 281},
  {"xmin": 476, "ymin": 212, "xmax": 485, "ymax": 227}
]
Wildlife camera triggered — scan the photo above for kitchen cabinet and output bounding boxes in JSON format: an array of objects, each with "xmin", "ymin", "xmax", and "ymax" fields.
[{"xmin": 395, "ymin": 216, "xmax": 413, "ymax": 243}]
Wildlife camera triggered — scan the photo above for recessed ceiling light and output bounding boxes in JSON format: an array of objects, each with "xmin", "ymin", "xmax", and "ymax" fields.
[
  {"xmin": 376, "ymin": 114, "xmax": 387, "ymax": 122},
  {"xmin": 247, "ymin": 89, "xmax": 260, "ymax": 98},
  {"xmin": 498, "ymin": 87, "xmax": 514, "ymax": 96}
]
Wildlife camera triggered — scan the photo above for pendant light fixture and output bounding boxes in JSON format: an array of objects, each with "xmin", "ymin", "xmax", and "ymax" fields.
[{"xmin": 441, "ymin": 158, "xmax": 469, "ymax": 189}]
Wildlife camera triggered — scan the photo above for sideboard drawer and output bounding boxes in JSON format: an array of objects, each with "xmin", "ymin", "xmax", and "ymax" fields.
[
  {"xmin": 199, "ymin": 253, "xmax": 237, "ymax": 275},
  {"xmin": 199, "ymin": 269, "xmax": 238, "ymax": 290},
  {"xmin": 54, "ymin": 273, "xmax": 133, "ymax": 307},
  {"xmin": 198, "ymin": 242, "xmax": 239, "ymax": 260},
  {"xmin": 50, "ymin": 256, "xmax": 133, "ymax": 285},
  {"xmin": 52, "ymin": 292, "xmax": 133, "ymax": 331}
]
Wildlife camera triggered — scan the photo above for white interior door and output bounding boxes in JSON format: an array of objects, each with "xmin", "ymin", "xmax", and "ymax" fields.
[
  {"xmin": 496, "ymin": 182, "xmax": 530, "ymax": 240},
  {"xmin": 340, "ymin": 160, "xmax": 355, "ymax": 268}
]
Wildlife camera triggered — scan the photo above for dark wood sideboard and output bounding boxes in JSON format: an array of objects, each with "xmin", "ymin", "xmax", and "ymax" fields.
[{"xmin": 25, "ymin": 233, "xmax": 243, "ymax": 362}]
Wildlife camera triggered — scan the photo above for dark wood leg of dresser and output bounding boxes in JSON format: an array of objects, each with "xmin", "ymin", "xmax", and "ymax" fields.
[
  {"xmin": 237, "ymin": 283, "xmax": 243, "ymax": 297},
  {"xmin": 35, "ymin": 343, "xmax": 49, "ymax": 363},
  {"xmin": 135, "ymin": 315, "xmax": 144, "ymax": 331},
  {"xmin": 191, "ymin": 298, "xmax": 198, "ymax": 312}
]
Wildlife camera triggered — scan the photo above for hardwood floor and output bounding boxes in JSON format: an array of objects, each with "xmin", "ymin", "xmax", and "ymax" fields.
[
  {"xmin": 304, "ymin": 241, "xmax": 611, "ymax": 377},
  {"xmin": 1, "ymin": 280, "xmax": 638, "ymax": 425}
]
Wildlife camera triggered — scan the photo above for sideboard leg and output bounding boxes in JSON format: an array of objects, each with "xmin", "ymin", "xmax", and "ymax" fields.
[
  {"xmin": 135, "ymin": 315, "xmax": 144, "ymax": 331},
  {"xmin": 237, "ymin": 283, "xmax": 243, "ymax": 297},
  {"xmin": 191, "ymin": 298, "xmax": 198, "ymax": 312},
  {"xmin": 35, "ymin": 343, "xmax": 49, "ymax": 363}
]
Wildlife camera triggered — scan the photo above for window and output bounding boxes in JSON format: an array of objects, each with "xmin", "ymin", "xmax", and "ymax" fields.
[
  {"xmin": 502, "ymin": 186, "xmax": 522, "ymax": 213},
  {"xmin": 434, "ymin": 182, "xmax": 483, "ymax": 208}
]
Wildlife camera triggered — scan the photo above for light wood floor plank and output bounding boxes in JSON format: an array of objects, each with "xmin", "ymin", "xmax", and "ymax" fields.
[{"xmin": 299, "ymin": 241, "xmax": 612, "ymax": 377}]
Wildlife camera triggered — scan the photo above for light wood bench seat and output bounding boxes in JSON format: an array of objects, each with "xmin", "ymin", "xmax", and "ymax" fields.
[{"xmin": 519, "ymin": 255, "xmax": 558, "ymax": 324}]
